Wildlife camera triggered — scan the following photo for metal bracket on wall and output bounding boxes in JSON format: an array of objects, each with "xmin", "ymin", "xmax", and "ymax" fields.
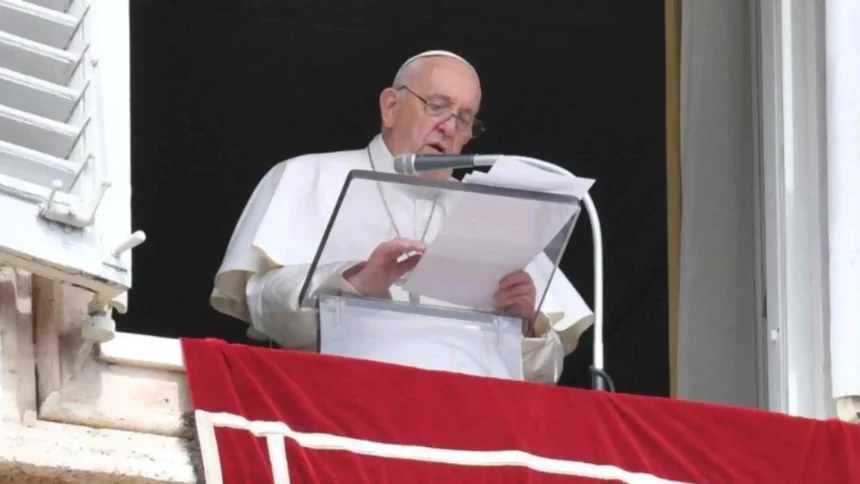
[{"xmin": 39, "ymin": 178, "xmax": 110, "ymax": 229}]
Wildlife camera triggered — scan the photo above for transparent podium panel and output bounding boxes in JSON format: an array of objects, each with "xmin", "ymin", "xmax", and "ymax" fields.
[
  {"xmin": 300, "ymin": 170, "xmax": 582, "ymax": 379},
  {"xmin": 319, "ymin": 294, "xmax": 524, "ymax": 379}
]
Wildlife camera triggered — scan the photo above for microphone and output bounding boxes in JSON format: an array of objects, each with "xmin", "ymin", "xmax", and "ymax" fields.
[{"xmin": 392, "ymin": 153, "xmax": 498, "ymax": 175}]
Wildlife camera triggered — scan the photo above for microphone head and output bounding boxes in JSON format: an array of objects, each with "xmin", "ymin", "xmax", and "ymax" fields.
[{"xmin": 392, "ymin": 154, "xmax": 415, "ymax": 175}]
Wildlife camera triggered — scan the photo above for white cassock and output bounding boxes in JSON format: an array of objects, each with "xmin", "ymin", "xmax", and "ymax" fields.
[{"xmin": 210, "ymin": 135, "xmax": 594, "ymax": 383}]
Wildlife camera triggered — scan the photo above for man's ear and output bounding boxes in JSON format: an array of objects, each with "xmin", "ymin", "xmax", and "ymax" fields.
[{"xmin": 379, "ymin": 88, "xmax": 398, "ymax": 129}]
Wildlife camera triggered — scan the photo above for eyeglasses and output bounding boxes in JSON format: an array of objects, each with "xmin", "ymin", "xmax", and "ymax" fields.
[{"xmin": 395, "ymin": 85, "xmax": 485, "ymax": 139}]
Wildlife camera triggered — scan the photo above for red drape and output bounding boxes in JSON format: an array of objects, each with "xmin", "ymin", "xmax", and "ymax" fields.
[{"xmin": 181, "ymin": 338, "xmax": 860, "ymax": 483}]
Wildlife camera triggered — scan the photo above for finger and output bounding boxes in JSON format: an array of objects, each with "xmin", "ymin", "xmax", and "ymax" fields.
[
  {"xmin": 498, "ymin": 270, "xmax": 531, "ymax": 290},
  {"xmin": 497, "ymin": 297, "xmax": 534, "ymax": 313},
  {"xmin": 394, "ymin": 253, "xmax": 422, "ymax": 273},
  {"xmin": 494, "ymin": 283, "xmax": 535, "ymax": 307},
  {"xmin": 499, "ymin": 296, "xmax": 536, "ymax": 320},
  {"xmin": 384, "ymin": 238, "xmax": 427, "ymax": 256},
  {"xmin": 495, "ymin": 282, "xmax": 534, "ymax": 300}
]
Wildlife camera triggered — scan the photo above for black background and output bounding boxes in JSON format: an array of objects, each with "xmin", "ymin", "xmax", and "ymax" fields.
[{"xmin": 122, "ymin": 0, "xmax": 668, "ymax": 396}]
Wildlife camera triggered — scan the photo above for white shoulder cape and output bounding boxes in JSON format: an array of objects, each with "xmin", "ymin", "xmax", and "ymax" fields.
[{"xmin": 210, "ymin": 146, "xmax": 369, "ymax": 323}]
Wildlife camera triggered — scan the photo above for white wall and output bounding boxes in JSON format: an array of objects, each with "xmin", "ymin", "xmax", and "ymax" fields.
[{"xmin": 826, "ymin": 0, "xmax": 860, "ymax": 402}]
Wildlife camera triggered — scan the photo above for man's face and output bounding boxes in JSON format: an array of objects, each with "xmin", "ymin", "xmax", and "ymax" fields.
[{"xmin": 380, "ymin": 57, "xmax": 483, "ymax": 179}]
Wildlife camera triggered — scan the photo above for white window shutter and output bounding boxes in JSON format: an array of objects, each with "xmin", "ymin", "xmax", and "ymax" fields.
[{"xmin": 0, "ymin": 0, "xmax": 140, "ymax": 303}]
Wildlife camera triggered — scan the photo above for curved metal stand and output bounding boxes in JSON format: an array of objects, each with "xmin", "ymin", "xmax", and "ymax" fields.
[{"xmin": 512, "ymin": 156, "xmax": 611, "ymax": 391}]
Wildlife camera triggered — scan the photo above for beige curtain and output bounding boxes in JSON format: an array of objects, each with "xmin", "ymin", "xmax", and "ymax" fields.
[
  {"xmin": 676, "ymin": 0, "xmax": 760, "ymax": 407},
  {"xmin": 665, "ymin": 0, "xmax": 682, "ymax": 398}
]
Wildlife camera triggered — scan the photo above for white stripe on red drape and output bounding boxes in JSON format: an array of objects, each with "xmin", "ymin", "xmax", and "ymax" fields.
[{"xmin": 194, "ymin": 409, "xmax": 688, "ymax": 484}]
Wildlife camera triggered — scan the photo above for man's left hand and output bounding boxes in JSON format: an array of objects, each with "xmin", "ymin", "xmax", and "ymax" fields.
[{"xmin": 494, "ymin": 270, "xmax": 536, "ymax": 336}]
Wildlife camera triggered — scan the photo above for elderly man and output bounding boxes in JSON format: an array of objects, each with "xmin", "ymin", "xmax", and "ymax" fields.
[{"xmin": 211, "ymin": 50, "xmax": 593, "ymax": 383}]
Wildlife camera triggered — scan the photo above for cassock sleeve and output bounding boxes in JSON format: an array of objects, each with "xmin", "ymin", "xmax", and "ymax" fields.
[
  {"xmin": 246, "ymin": 262, "xmax": 392, "ymax": 350},
  {"xmin": 520, "ymin": 261, "xmax": 595, "ymax": 383},
  {"xmin": 520, "ymin": 319, "xmax": 565, "ymax": 383},
  {"xmin": 522, "ymin": 295, "xmax": 592, "ymax": 383},
  {"xmin": 518, "ymin": 292, "xmax": 593, "ymax": 383}
]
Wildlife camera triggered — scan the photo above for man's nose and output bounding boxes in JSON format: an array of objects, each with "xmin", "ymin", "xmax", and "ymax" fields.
[{"xmin": 436, "ymin": 115, "xmax": 459, "ymax": 136}]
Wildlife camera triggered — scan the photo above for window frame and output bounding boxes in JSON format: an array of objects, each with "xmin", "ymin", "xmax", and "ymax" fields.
[{"xmin": 754, "ymin": 0, "xmax": 833, "ymax": 419}]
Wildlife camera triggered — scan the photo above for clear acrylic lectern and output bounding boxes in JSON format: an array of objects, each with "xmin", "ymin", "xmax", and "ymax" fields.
[{"xmin": 299, "ymin": 170, "xmax": 582, "ymax": 380}]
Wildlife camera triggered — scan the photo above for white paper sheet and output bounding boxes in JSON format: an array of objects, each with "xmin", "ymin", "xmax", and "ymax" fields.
[
  {"xmin": 462, "ymin": 157, "xmax": 595, "ymax": 196},
  {"xmin": 402, "ymin": 159, "xmax": 595, "ymax": 308}
]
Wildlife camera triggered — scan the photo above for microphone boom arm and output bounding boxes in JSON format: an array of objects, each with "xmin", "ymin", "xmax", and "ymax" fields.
[{"xmin": 510, "ymin": 156, "xmax": 607, "ymax": 391}]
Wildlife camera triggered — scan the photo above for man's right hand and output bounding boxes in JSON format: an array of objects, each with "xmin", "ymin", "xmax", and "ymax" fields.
[{"xmin": 344, "ymin": 237, "xmax": 427, "ymax": 297}]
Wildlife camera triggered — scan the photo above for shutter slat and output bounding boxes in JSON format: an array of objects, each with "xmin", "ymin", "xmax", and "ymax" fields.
[
  {"xmin": 0, "ymin": 66, "xmax": 80, "ymax": 121},
  {"xmin": 0, "ymin": 139, "xmax": 80, "ymax": 190},
  {"xmin": 0, "ymin": 0, "xmax": 81, "ymax": 50},
  {"xmin": 0, "ymin": 0, "xmax": 133, "ymax": 298},
  {"xmin": 0, "ymin": 103, "xmax": 84, "ymax": 158},
  {"xmin": 0, "ymin": 0, "xmax": 88, "ymax": 200},
  {"xmin": 25, "ymin": 0, "xmax": 73, "ymax": 13},
  {"xmin": 0, "ymin": 2, "xmax": 87, "ymax": 201},
  {"xmin": 0, "ymin": 31, "xmax": 80, "ymax": 85}
]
